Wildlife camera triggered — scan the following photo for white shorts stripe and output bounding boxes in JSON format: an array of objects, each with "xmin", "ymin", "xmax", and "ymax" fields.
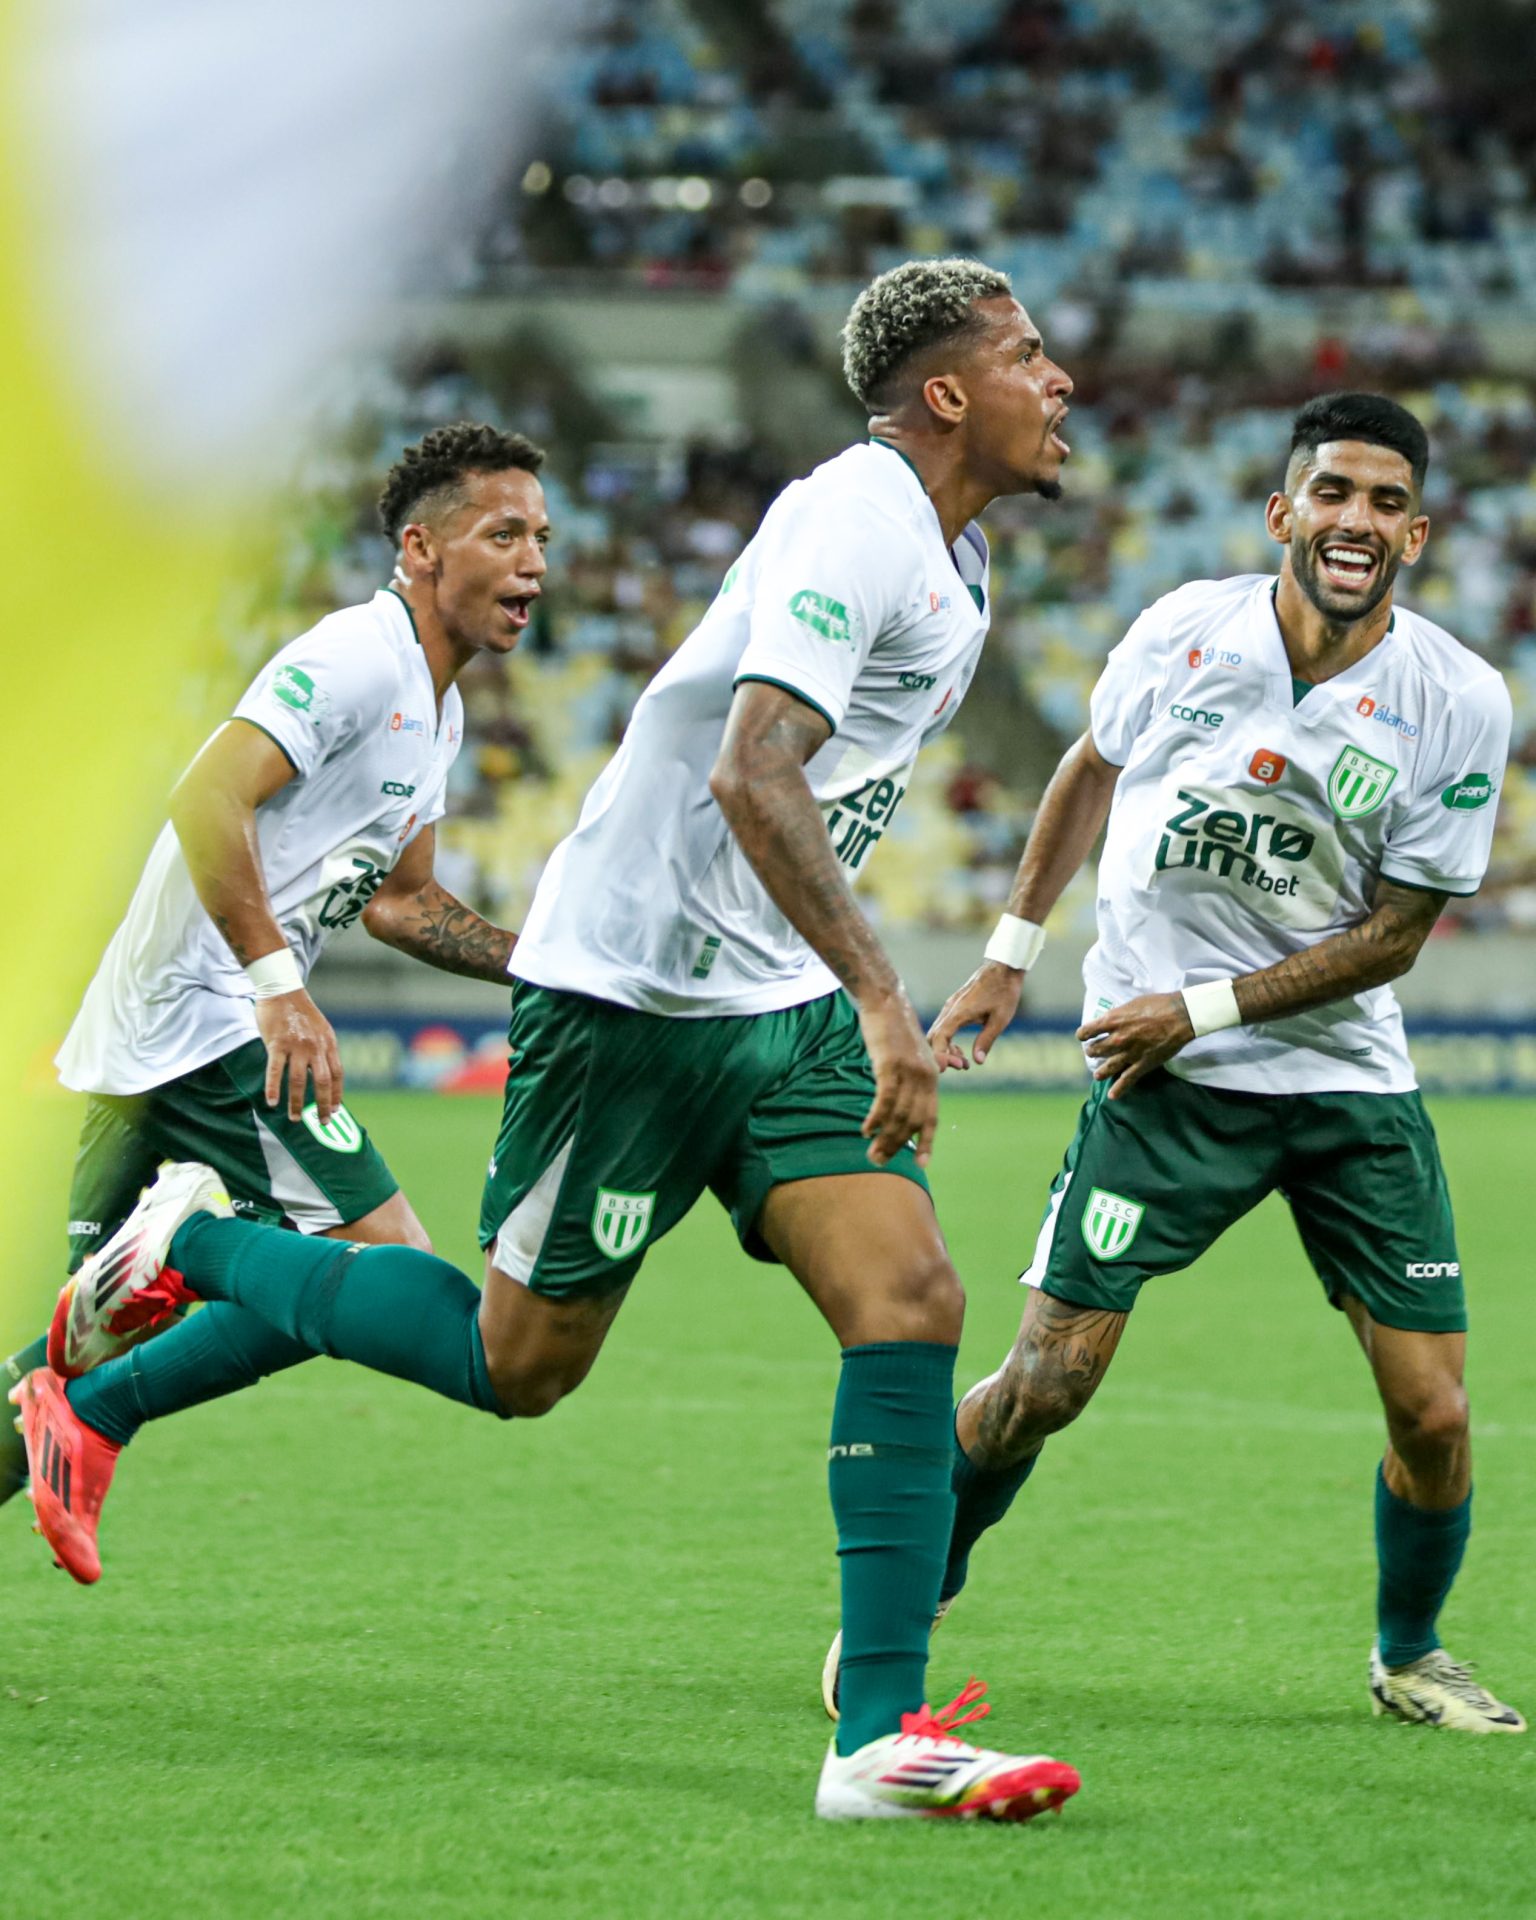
[
  {"xmin": 491, "ymin": 1136, "xmax": 576, "ymax": 1286},
  {"xmin": 1019, "ymin": 1172, "xmax": 1072, "ymax": 1289},
  {"xmin": 253, "ymin": 1114, "xmax": 344, "ymax": 1232}
]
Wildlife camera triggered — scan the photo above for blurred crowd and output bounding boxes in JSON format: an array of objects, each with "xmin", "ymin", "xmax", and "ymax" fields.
[{"xmin": 249, "ymin": 0, "xmax": 1536, "ymax": 944}]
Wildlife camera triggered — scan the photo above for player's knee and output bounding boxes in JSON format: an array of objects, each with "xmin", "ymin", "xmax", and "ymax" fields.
[
  {"xmin": 397, "ymin": 1218, "xmax": 433, "ymax": 1256},
  {"xmin": 890, "ymin": 1246, "xmax": 965, "ymax": 1344},
  {"xmin": 1390, "ymin": 1381, "xmax": 1469, "ymax": 1461},
  {"xmin": 482, "ymin": 1348, "xmax": 587, "ymax": 1420},
  {"xmin": 990, "ymin": 1353, "xmax": 1093, "ymax": 1453}
]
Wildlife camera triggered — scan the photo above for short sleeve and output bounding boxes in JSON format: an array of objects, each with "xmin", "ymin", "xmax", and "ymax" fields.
[
  {"xmin": 1379, "ymin": 675, "xmax": 1513, "ymax": 896},
  {"xmin": 734, "ymin": 486, "xmax": 918, "ymax": 733},
  {"xmin": 233, "ymin": 624, "xmax": 385, "ymax": 779},
  {"xmin": 1090, "ymin": 602, "xmax": 1171, "ymax": 766}
]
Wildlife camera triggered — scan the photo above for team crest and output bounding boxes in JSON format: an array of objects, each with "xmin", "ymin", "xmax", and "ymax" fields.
[
  {"xmin": 1080, "ymin": 1188, "xmax": 1144, "ymax": 1262},
  {"xmin": 1328, "ymin": 744, "xmax": 1396, "ymax": 821},
  {"xmin": 300, "ymin": 1103, "xmax": 364, "ymax": 1154},
  {"xmin": 591, "ymin": 1187, "xmax": 656, "ymax": 1261}
]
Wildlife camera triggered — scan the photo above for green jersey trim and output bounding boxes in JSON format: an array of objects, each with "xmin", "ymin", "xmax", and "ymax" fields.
[
  {"xmin": 1291, "ymin": 676, "xmax": 1314, "ymax": 706},
  {"xmin": 733, "ymin": 674, "xmax": 837, "ymax": 736},
  {"xmin": 1378, "ymin": 868, "xmax": 1478, "ymax": 899},
  {"xmin": 869, "ymin": 437, "xmax": 926, "ymax": 492},
  {"xmin": 385, "ymin": 585, "xmax": 423, "ymax": 649},
  {"xmin": 230, "ymin": 716, "xmax": 300, "ymax": 775}
]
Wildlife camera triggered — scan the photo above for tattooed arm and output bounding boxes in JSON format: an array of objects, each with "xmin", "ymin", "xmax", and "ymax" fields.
[
  {"xmin": 1080, "ymin": 876, "xmax": 1449, "ymax": 1099},
  {"xmin": 709, "ymin": 679, "xmax": 937, "ymax": 1168},
  {"xmin": 168, "ymin": 719, "xmax": 343, "ymax": 1120},
  {"xmin": 362, "ymin": 828, "xmax": 515, "ymax": 984}
]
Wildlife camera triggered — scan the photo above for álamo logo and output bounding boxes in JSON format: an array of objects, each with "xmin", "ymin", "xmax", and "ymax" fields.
[
  {"xmin": 1441, "ymin": 773, "xmax": 1493, "ymax": 811},
  {"xmin": 591, "ymin": 1188, "xmax": 656, "ymax": 1261},
  {"xmin": 787, "ymin": 589, "xmax": 854, "ymax": 647},
  {"xmin": 300, "ymin": 1104, "xmax": 364, "ymax": 1153},
  {"xmin": 273, "ymin": 665, "xmax": 316, "ymax": 713},
  {"xmin": 1327, "ymin": 744, "xmax": 1397, "ymax": 820},
  {"xmin": 1080, "ymin": 1188, "xmax": 1144, "ymax": 1261}
]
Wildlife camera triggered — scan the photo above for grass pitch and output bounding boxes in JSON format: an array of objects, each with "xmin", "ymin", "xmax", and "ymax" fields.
[{"xmin": 3, "ymin": 1090, "xmax": 1533, "ymax": 1918}]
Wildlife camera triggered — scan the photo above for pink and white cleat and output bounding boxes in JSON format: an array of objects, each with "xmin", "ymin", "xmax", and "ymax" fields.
[
  {"xmin": 815, "ymin": 1679, "xmax": 1080, "ymax": 1822},
  {"xmin": 48, "ymin": 1161, "xmax": 230, "ymax": 1379}
]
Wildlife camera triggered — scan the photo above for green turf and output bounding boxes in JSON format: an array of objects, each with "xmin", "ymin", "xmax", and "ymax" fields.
[{"xmin": 2, "ymin": 1091, "xmax": 1533, "ymax": 1918}]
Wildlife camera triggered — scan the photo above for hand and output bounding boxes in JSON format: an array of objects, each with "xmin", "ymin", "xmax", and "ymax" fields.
[
  {"xmin": 927, "ymin": 961, "xmax": 1024, "ymax": 1072},
  {"xmin": 1076, "ymin": 992, "xmax": 1193, "ymax": 1100},
  {"xmin": 256, "ymin": 988, "xmax": 344, "ymax": 1123},
  {"xmin": 858, "ymin": 990, "xmax": 940, "ymax": 1169}
]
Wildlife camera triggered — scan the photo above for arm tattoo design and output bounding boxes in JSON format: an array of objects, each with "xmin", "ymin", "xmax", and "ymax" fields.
[
  {"xmin": 1235, "ymin": 878, "xmax": 1447, "ymax": 1026},
  {"xmin": 372, "ymin": 881, "xmax": 515, "ymax": 983}
]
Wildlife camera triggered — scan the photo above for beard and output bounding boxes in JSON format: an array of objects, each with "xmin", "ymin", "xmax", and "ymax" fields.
[
  {"xmin": 1034, "ymin": 476, "xmax": 1064, "ymax": 502},
  {"xmin": 1291, "ymin": 536, "xmax": 1401, "ymax": 623}
]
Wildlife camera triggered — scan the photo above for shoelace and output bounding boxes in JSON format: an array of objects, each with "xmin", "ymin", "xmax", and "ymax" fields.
[
  {"xmin": 898, "ymin": 1676, "xmax": 991, "ymax": 1745},
  {"xmin": 1417, "ymin": 1654, "xmax": 1498, "ymax": 1706}
]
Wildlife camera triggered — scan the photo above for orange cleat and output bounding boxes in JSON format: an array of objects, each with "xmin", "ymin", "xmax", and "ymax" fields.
[{"xmin": 9, "ymin": 1369, "xmax": 121, "ymax": 1585}]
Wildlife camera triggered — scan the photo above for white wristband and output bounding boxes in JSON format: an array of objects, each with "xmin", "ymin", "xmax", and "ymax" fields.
[
  {"xmin": 244, "ymin": 947, "xmax": 304, "ymax": 1000},
  {"xmin": 984, "ymin": 914, "xmax": 1046, "ymax": 973},
  {"xmin": 1181, "ymin": 978, "xmax": 1241, "ymax": 1037}
]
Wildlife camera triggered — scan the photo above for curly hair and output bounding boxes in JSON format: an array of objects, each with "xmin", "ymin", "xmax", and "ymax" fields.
[
  {"xmin": 841, "ymin": 258, "xmax": 1014, "ymax": 410},
  {"xmin": 378, "ymin": 422, "xmax": 546, "ymax": 543}
]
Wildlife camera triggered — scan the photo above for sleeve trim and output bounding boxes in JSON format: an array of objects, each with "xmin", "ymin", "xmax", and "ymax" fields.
[
  {"xmin": 1378, "ymin": 869, "xmax": 1479, "ymax": 899},
  {"xmin": 229, "ymin": 716, "xmax": 302, "ymax": 775},
  {"xmin": 732, "ymin": 674, "xmax": 838, "ymax": 737}
]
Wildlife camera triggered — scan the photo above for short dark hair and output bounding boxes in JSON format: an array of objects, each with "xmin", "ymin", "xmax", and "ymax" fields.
[
  {"xmin": 841, "ymin": 257, "xmax": 1014, "ymax": 410},
  {"xmin": 378, "ymin": 422, "xmax": 546, "ymax": 543},
  {"xmin": 1288, "ymin": 392, "xmax": 1429, "ymax": 493}
]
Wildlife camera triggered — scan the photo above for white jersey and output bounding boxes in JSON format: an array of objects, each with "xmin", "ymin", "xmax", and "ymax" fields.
[
  {"xmin": 512, "ymin": 441, "xmax": 989, "ymax": 1015},
  {"xmin": 1087, "ymin": 574, "xmax": 1511, "ymax": 1094},
  {"xmin": 59, "ymin": 589, "xmax": 463, "ymax": 1096}
]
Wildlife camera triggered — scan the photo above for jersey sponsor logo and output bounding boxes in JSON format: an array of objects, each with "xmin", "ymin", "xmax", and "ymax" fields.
[
  {"xmin": 66, "ymin": 1219, "xmax": 101, "ymax": 1240},
  {"xmin": 1328, "ymin": 744, "xmax": 1397, "ymax": 820},
  {"xmin": 787, "ymin": 589, "xmax": 855, "ymax": 647},
  {"xmin": 1249, "ymin": 749, "xmax": 1287, "ymax": 786},
  {"xmin": 591, "ymin": 1187, "xmax": 655, "ymax": 1262},
  {"xmin": 1356, "ymin": 695, "xmax": 1418, "ymax": 739},
  {"xmin": 390, "ymin": 711, "xmax": 426, "ymax": 734},
  {"xmin": 318, "ymin": 853, "xmax": 388, "ymax": 931},
  {"xmin": 822, "ymin": 772, "xmax": 908, "ymax": 871},
  {"xmin": 380, "ymin": 781, "xmax": 416, "ymax": 798},
  {"xmin": 1188, "ymin": 646, "xmax": 1242, "ymax": 668},
  {"xmin": 1153, "ymin": 783, "xmax": 1344, "ymax": 929},
  {"xmin": 691, "ymin": 934, "xmax": 723, "ymax": 979},
  {"xmin": 928, "ymin": 590, "xmax": 953, "ymax": 613},
  {"xmin": 1169, "ymin": 703, "xmax": 1223, "ymax": 728},
  {"xmin": 1441, "ymin": 773, "xmax": 1493, "ymax": 811},
  {"xmin": 300, "ymin": 1103, "xmax": 364, "ymax": 1153},
  {"xmin": 1407, "ymin": 1261, "xmax": 1461, "ymax": 1279},
  {"xmin": 273, "ymin": 665, "xmax": 317, "ymax": 714},
  {"xmin": 720, "ymin": 561, "xmax": 740, "ymax": 595},
  {"xmin": 1081, "ymin": 1188, "xmax": 1144, "ymax": 1261},
  {"xmin": 898, "ymin": 671, "xmax": 937, "ymax": 691}
]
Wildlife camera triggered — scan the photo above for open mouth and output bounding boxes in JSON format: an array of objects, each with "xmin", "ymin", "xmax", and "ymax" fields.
[
  {"xmin": 1048, "ymin": 408, "xmax": 1071, "ymax": 457},
  {"xmin": 500, "ymin": 593, "xmax": 538, "ymax": 629},
  {"xmin": 1317, "ymin": 542, "xmax": 1379, "ymax": 591}
]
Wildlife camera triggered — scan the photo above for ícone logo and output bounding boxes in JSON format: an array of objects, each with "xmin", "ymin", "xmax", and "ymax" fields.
[
  {"xmin": 1441, "ymin": 773, "xmax": 1493, "ymax": 811},
  {"xmin": 1327, "ymin": 744, "xmax": 1397, "ymax": 820},
  {"xmin": 591, "ymin": 1187, "xmax": 656, "ymax": 1261},
  {"xmin": 300, "ymin": 1104, "xmax": 364, "ymax": 1154},
  {"xmin": 274, "ymin": 665, "xmax": 316, "ymax": 713},
  {"xmin": 1080, "ymin": 1188, "xmax": 1144, "ymax": 1262},
  {"xmin": 1249, "ymin": 749, "xmax": 1287, "ymax": 786}
]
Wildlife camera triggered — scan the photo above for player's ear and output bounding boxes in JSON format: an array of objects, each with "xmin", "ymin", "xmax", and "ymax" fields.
[
  {"xmin": 921, "ymin": 370, "xmax": 967, "ymax": 428},
  {"xmin": 398, "ymin": 521, "xmax": 437, "ymax": 580},
  {"xmin": 1263, "ymin": 490, "xmax": 1292, "ymax": 548},
  {"xmin": 1401, "ymin": 512, "xmax": 1430, "ymax": 567}
]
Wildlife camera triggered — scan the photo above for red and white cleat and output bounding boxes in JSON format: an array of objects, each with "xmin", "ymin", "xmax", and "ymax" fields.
[
  {"xmin": 49, "ymin": 1161, "xmax": 230, "ymax": 1379},
  {"xmin": 815, "ymin": 1678, "xmax": 1080, "ymax": 1822},
  {"xmin": 9, "ymin": 1368, "xmax": 122, "ymax": 1585}
]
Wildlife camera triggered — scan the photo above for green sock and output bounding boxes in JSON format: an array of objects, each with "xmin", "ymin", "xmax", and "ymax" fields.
[
  {"xmin": 1375, "ymin": 1462, "xmax": 1471, "ymax": 1666},
  {"xmin": 168, "ymin": 1215, "xmax": 500, "ymax": 1414},
  {"xmin": 1, "ymin": 1336, "xmax": 49, "ymax": 1505},
  {"xmin": 940, "ymin": 1421, "xmax": 1039, "ymax": 1604},
  {"xmin": 65, "ymin": 1306, "xmax": 312, "ymax": 1448},
  {"xmin": 829, "ymin": 1340, "xmax": 957, "ymax": 1757}
]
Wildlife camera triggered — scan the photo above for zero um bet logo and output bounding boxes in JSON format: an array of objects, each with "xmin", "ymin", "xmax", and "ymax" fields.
[{"xmin": 1441, "ymin": 773, "xmax": 1493, "ymax": 811}]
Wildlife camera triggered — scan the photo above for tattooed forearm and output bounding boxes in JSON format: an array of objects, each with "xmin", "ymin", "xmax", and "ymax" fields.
[
  {"xmin": 968, "ymin": 1292, "xmax": 1127, "ymax": 1469},
  {"xmin": 710, "ymin": 688, "xmax": 900, "ymax": 1005},
  {"xmin": 366, "ymin": 881, "xmax": 515, "ymax": 983},
  {"xmin": 1234, "ymin": 878, "xmax": 1447, "ymax": 1026}
]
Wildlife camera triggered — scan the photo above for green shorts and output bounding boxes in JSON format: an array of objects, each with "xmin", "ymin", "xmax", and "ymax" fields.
[
  {"xmin": 478, "ymin": 983, "xmax": 928, "ymax": 1299},
  {"xmin": 66, "ymin": 1039, "xmax": 398, "ymax": 1271},
  {"xmin": 1023, "ymin": 1071, "xmax": 1465, "ymax": 1334}
]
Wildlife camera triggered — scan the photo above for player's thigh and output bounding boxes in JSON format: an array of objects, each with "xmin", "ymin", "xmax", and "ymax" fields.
[
  {"xmin": 1023, "ymin": 1070, "xmax": 1280, "ymax": 1315},
  {"xmin": 326, "ymin": 1187, "xmax": 432, "ymax": 1252},
  {"xmin": 477, "ymin": 1253, "xmax": 631, "ymax": 1415},
  {"xmin": 757, "ymin": 1173, "xmax": 962, "ymax": 1347},
  {"xmin": 65, "ymin": 1093, "xmax": 161, "ymax": 1272},
  {"xmin": 1283, "ymin": 1090, "xmax": 1467, "ymax": 1336}
]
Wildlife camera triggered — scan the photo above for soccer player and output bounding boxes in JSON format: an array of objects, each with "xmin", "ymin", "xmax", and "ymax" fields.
[
  {"xmin": 19, "ymin": 259, "xmax": 1084, "ymax": 1821},
  {"xmin": 2, "ymin": 422, "xmax": 543, "ymax": 1509},
  {"xmin": 893, "ymin": 392, "xmax": 1523, "ymax": 1734}
]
